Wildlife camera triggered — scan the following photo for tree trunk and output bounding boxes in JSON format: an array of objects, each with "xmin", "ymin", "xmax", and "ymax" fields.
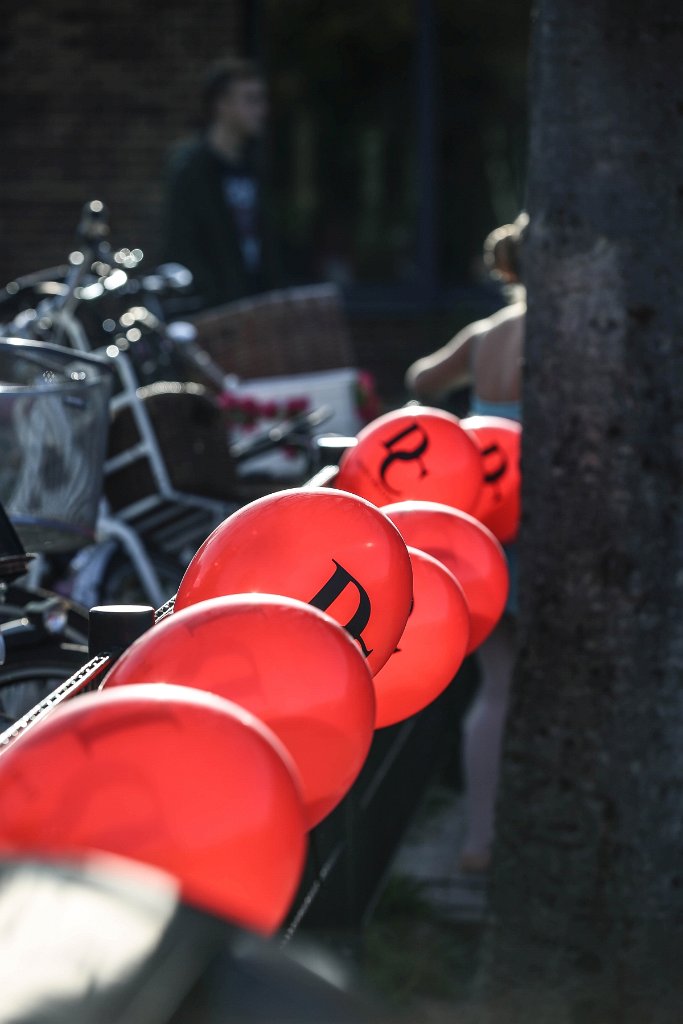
[{"xmin": 478, "ymin": 1, "xmax": 683, "ymax": 1021}]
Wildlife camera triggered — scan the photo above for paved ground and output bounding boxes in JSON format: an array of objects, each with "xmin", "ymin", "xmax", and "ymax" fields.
[
  {"xmin": 390, "ymin": 783, "xmax": 488, "ymax": 924},
  {"xmin": 358, "ymin": 782, "xmax": 490, "ymax": 1020}
]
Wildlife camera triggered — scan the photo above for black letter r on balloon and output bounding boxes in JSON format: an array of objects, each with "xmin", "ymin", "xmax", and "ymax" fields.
[
  {"xmin": 378, "ymin": 424, "xmax": 429, "ymax": 495},
  {"xmin": 309, "ymin": 560, "xmax": 374, "ymax": 658}
]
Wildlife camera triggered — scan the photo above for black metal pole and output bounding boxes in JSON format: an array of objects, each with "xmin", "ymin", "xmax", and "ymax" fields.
[{"xmin": 416, "ymin": 0, "xmax": 439, "ymax": 308}]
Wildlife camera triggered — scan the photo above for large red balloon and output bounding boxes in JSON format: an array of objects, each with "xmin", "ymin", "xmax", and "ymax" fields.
[
  {"xmin": 103, "ymin": 595, "xmax": 376, "ymax": 828},
  {"xmin": 175, "ymin": 487, "xmax": 413, "ymax": 676},
  {"xmin": 372, "ymin": 547, "xmax": 471, "ymax": 728},
  {"xmin": 461, "ymin": 415, "xmax": 522, "ymax": 545},
  {"xmin": 0, "ymin": 684, "xmax": 307, "ymax": 935},
  {"xmin": 383, "ymin": 500, "xmax": 509, "ymax": 654},
  {"xmin": 334, "ymin": 406, "xmax": 483, "ymax": 511}
]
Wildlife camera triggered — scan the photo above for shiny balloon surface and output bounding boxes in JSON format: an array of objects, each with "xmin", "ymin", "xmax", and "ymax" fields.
[
  {"xmin": 372, "ymin": 547, "xmax": 470, "ymax": 727},
  {"xmin": 383, "ymin": 500, "xmax": 509, "ymax": 653},
  {"xmin": 0, "ymin": 684, "xmax": 307, "ymax": 935},
  {"xmin": 175, "ymin": 487, "xmax": 413, "ymax": 676},
  {"xmin": 335, "ymin": 406, "xmax": 483, "ymax": 511},
  {"xmin": 104, "ymin": 595, "xmax": 376, "ymax": 827}
]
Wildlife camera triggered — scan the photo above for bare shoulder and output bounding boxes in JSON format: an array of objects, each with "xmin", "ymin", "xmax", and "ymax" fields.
[
  {"xmin": 485, "ymin": 300, "xmax": 526, "ymax": 331},
  {"xmin": 405, "ymin": 300, "xmax": 525, "ymax": 401}
]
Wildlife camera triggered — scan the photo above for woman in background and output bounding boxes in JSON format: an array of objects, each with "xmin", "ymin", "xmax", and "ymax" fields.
[{"xmin": 404, "ymin": 213, "xmax": 527, "ymax": 873}]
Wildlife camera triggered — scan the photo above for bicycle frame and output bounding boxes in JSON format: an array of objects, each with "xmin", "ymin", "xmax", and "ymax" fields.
[
  {"xmin": 0, "ymin": 200, "xmax": 355, "ymax": 608},
  {"xmin": 0, "ymin": 211, "xmax": 241, "ymax": 608}
]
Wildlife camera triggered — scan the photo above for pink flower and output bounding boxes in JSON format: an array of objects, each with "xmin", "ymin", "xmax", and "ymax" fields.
[
  {"xmin": 354, "ymin": 369, "xmax": 382, "ymax": 424},
  {"xmin": 217, "ymin": 391, "xmax": 238, "ymax": 410},
  {"xmin": 286, "ymin": 397, "xmax": 309, "ymax": 415},
  {"xmin": 357, "ymin": 369, "xmax": 375, "ymax": 391}
]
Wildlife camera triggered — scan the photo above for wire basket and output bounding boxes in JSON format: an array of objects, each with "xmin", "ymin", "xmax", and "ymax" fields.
[{"xmin": 0, "ymin": 337, "xmax": 113, "ymax": 553}]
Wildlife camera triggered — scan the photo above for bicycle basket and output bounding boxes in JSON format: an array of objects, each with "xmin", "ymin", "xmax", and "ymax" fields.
[{"xmin": 0, "ymin": 337, "xmax": 113, "ymax": 553}]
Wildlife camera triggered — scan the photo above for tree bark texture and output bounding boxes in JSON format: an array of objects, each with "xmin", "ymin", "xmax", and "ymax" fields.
[{"xmin": 478, "ymin": 1, "xmax": 683, "ymax": 1021}]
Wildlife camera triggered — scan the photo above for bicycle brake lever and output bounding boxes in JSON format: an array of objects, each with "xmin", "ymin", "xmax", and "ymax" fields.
[{"xmin": 229, "ymin": 404, "xmax": 334, "ymax": 462}]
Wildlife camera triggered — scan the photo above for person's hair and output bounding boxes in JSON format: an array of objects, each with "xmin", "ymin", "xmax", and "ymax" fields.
[
  {"xmin": 200, "ymin": 56, "xmax": 264, "ymax": 128},
  {"xmin": 483, "ymin": 211, "xmax": 528, "ymax": 282}
]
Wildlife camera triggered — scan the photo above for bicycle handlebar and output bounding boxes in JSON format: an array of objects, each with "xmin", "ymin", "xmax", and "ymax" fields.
[
  {"xmin": 228, "ymin": 405, "xmax": 334, "ymax": 463},
  {"xmin": 1, "ymin": 200, "xmax": 194, "ymax": 337}
]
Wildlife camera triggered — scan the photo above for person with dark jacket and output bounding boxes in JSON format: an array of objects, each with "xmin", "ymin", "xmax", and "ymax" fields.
[{"xmin": 160, "ymin": 56, "xmax": 280, "ymax": 312}]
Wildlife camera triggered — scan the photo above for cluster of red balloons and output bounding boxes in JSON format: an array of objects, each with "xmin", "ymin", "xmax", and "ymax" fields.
[
  {"xmin": 0, "ymin": 683, "xmax": 307, "ymax": 935},
  {"xmin": 335, "ymin": 405, "xmax": 521, "ymax": 545},
  {"xmin": 0, "ymin": 405, "xmax": 520, "ymax": 939}
]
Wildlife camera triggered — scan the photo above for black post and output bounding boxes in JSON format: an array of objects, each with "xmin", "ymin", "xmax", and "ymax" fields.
[
  {"xmin": 0, "ymin": 501, "xmax": 24, "ymax": 558},
  {"xmin": 416, "ymin": 0, "xmax": 438, "ymax": 308}
]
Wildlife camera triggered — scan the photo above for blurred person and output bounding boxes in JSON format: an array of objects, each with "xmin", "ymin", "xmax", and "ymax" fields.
[
  {"xmin": 405, "ymin": 217, "xmax": 525, "ymax": 411},
  {"xmin": 405, "ymin": 213, "xmax": 527, "ymax": 873},
  {"xmin": 160, "ymin": 56, "xmax": 280, "ymax": 312}
]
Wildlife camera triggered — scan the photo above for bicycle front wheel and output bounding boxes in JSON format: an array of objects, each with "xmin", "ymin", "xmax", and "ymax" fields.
[{"xmin": 0, "ymin": 643, "xmax": 89, "ymax": 726}]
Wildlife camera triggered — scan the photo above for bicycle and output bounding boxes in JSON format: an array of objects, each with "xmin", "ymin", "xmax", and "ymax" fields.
[
  {"xmin": 0, "ymin": 336, "xmax": 112, "ymax": 728},
  {"xmin": 0, "ymin": 554, "xmax": 93, "ymax": 732},
  {"xmin": 0, "ymin": 309, "xmax": 352, "ymax": 731},
  {"xmin": 0, "ymin": 424, "xmax": 349, "ymax": 742},
  {"xmin": 0, "ymin": 202, "xmax": 313, "ymax": 607}
]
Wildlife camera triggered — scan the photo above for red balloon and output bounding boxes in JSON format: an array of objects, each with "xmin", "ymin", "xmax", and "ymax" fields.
[
  {"xmin": 461, "ymin": 415, "xmax": 522, "ymax": 544},
  {"xmin": 103, "ymin": 595, "xmax": 376, "ymax": 828},
  {"xmin": 175, "ymin": 487, "xmax": 413, "ymax": 676},
  {"xmin": 0, "ymin": 684, "xmax": 307, "ymax": 935},
  {"xmin": 382, "ymin": 500, "xmax": 509, "ymax": 654},
  {"xmin": 373, "ymin": 547, "xmax": 471, "ymax": 728},
  {"xmin": 335, "ymin": 406, "xmax": 483, "ymax": 511}
]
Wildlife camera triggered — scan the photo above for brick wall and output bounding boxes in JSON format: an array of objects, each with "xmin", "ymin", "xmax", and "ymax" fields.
[{"xmin": 1, "ymin": 1, "xmax": 245, "ymax": 284}]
